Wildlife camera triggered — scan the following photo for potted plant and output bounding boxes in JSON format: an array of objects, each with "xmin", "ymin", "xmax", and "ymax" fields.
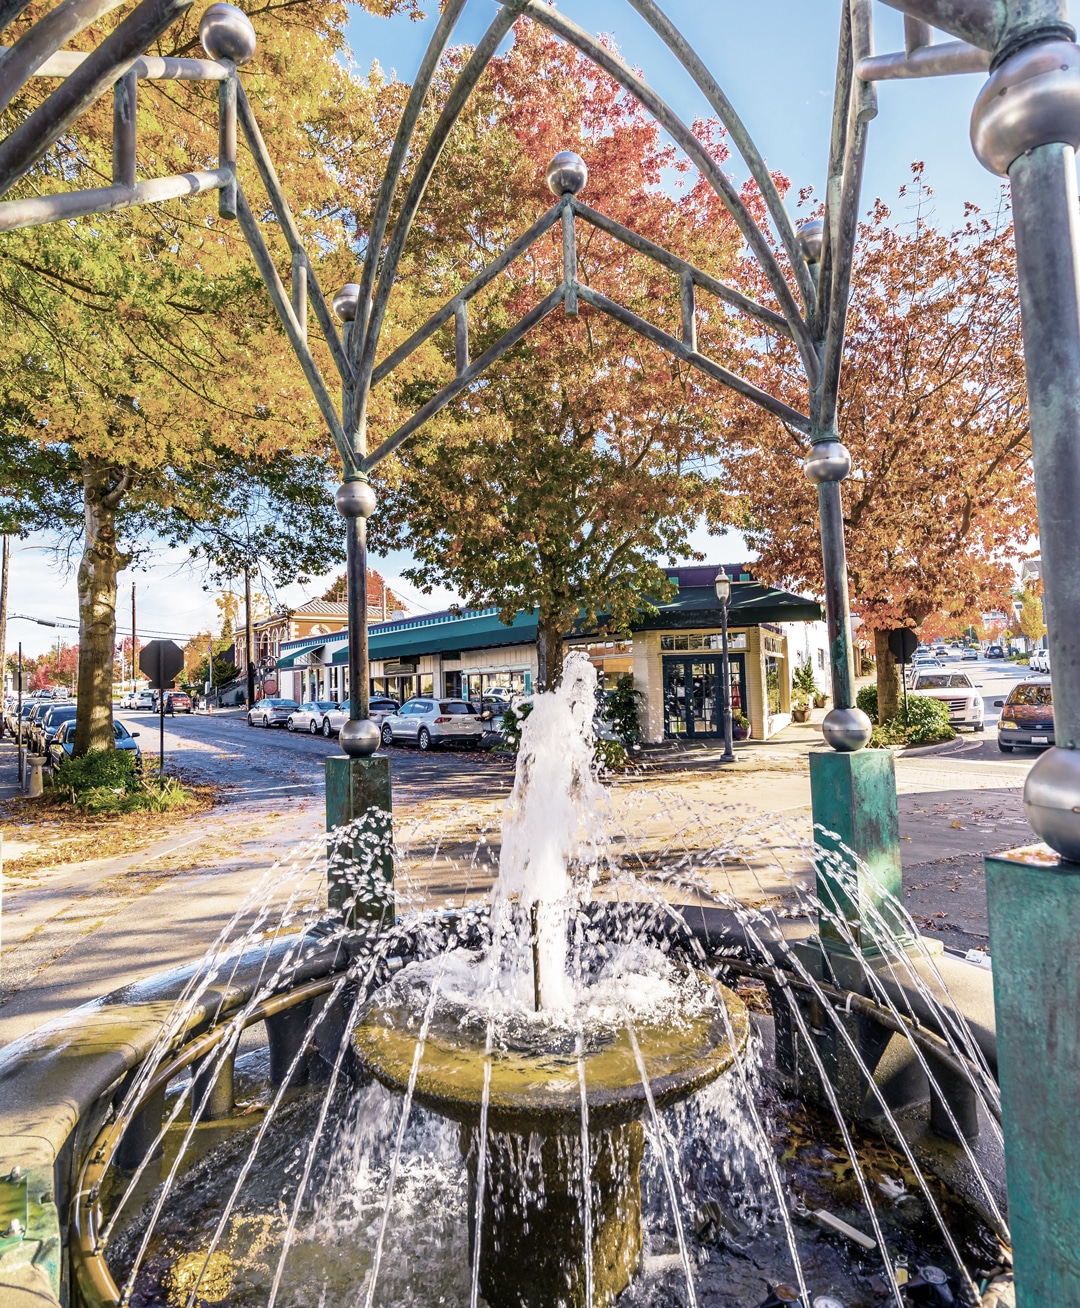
[
  {"xmin": 791, "ymin": 694, "xmax": 811, "ymax": 723},
  {"xmin": 731, "ymin": 710, "xmax": 751, "ymax": 740},
  {"xmin": 813, "ymin": 691, "xmax": 828, "ymax": 709}
]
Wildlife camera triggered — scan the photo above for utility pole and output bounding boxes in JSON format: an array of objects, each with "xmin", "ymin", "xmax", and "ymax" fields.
[
  {"xmin": 131, "ymin": 582, "xmax": 137, "ymax": 692},
  {"xmin": 244, "ymin": 567, "xmax": 256, "ymax": 708},
  {"xmin": 0, "ymin": 535, "xmax": 8, "ymax": 737}
]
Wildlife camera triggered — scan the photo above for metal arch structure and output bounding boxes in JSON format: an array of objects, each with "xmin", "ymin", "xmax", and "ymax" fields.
[{"xmin": 0, "ymin": 0, "xmax": 885, "ymax": 759}]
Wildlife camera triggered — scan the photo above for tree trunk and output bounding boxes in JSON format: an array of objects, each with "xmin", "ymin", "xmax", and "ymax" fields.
[
  {"xmin": 874, "ymin": 628, "xmax": 902, "ymax": 725},
  {"xmin": 535, "ymin": 612, "xmax": 566, "ymax": 691},
  {"xmin": 74, "ymin": 461, "xmax": 131, "ymax": 757}
]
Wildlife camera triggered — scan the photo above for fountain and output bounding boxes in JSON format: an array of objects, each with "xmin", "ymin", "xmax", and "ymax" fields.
[{"xmin": 352, "ymin": 656, "xmax": 751, "ymax": 1306}]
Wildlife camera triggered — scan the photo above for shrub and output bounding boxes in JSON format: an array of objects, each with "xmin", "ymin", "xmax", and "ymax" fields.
[
  {"xmin": 499, "ymin": 702, "xmax": 533, "ymax": 752},
  {"xmin": 604, "ymin": 674, "xmax": 642, "ymax": 744},
  {"xmin": 792, "ymin": 655, "xmax": 817, "ymax": 700},
  {"xmin": 53, "ymin": 748, "xmax": 195, "ymax": 814},
  {"xmin": 870, "ymin": 694, "xmax": 955, "ymax": 748},
  {"xmin": 856, "ymin": 684, "xmax": 878, "ymax": 723},
  {"xmin": 594, "ymin": 738, "xmax": 627, "ymax": 771}
]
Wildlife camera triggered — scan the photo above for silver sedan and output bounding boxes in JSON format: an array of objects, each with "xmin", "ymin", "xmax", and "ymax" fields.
[
  {"xmin": 380, "ymin": 698, "xmax": 485, "ymax": 751},
  {"xmin": 287, "ymin": 701, "xmax": 340, "ymax": 734}
]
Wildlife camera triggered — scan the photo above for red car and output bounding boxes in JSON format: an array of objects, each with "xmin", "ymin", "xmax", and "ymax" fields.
[{"xmin": 162, "ymin": 691, "xmax": 193, "ymax": 714}]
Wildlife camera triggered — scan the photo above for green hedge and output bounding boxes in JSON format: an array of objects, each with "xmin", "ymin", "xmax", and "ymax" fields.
[
  {"xmin": 53, "ymin": 748, "xmax": 193, "ymax": 814},
  {"xmin": 871, "ymin": 694, "xmax": 955, "ymax": 748},
  {"xmin": 856, "ymin": 684, "xmax": 878, "ymax": 723}
]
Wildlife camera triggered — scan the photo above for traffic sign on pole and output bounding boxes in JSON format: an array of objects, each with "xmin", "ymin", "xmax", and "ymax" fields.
[{"xmin": 138, "ymin": 639, "xmax": 184, "ymax": 780}]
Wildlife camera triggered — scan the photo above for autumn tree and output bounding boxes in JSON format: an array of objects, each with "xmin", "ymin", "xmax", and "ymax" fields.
[
  {"xmin": 369, "ymin": 24, "xmax": 761, "ymax": 686},
  {"xmin": 722, "ymin": 172, "xmax": 1035, "ymax": 720},
  {"xmin": 1017, "ymin": 584, "xmax": 1046, "ymax": 648},
  {"xmin": 0, "ymin": 0, "xmax": 416, "ymax": 753}
]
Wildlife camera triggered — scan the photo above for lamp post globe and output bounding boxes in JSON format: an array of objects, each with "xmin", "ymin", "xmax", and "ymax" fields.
[{"xmin": 713, "ymin": 573, "xmax": 731, "ymax": 605}]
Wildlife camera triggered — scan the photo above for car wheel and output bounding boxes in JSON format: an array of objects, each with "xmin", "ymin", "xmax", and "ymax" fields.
[
  {"xmin": 309, "ymin": 720, "xmax": 318, "ymax": 735},
  {"xmin": 974, "ymin": 723, "xmax": 985, "ymax": 733},
  {"xmin": 287, "ymin": 718, "xmax": 296, "ymax": 732},
  {"xmin": 998, "ymin": 741, "xmax": 1013, "ymax": 752},
  {"xmin": 263, "ymin": 715, "xmax": 270, "ymax": 728},
  {"xmin": 247, "ymin": 713, "xmax": 254, "ymax": 726},
  {"xmin": 322, "ymin": 718, "xmax": 333, "ymax": 738},
  {"xmin": 381, "ymin": 723, "xmax": 394, "ymax": 746},
  {"xmin": 418, "ymin": 727, "xmax": 432, "ymax": 751}
]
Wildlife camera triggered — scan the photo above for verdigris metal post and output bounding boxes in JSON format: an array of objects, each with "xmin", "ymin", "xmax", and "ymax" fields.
[
  {"xmin": 796, "ymin": 219, "xmax": 901, "ymax": 957},
  {"xmin": 713, "ymin": 570, "xmax": 735, "ymax": 763},
  {"xmin": 968, "ymin": 16, "xmax": 1080, "ymax": 1302},
  {"xmin": 324, "ymin": 283, "xmax": 393, "ymax": 930}
]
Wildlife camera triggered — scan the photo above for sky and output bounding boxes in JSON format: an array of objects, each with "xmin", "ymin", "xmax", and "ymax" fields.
[{"xmin": 10, "ymin": 0, "xmax": 1078, "ymax": 658}]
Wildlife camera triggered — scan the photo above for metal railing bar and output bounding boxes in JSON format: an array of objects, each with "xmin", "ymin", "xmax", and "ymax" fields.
[
  {"xmin": 856, "ymin": 40, "xmax": 990, "ymax": 81},
  {"xmin": 571, "ymin": 199, "xmax": 793, "ymax": 337},
  {"xmin": 0, "ymin": 0, "xmax": 127, "ymax": 115},
  {"xmin": 355, "ymin": 3, "xmax": 522, "ymax": 444},
  {"xmin": 815, "ymin": 0, "xmax": 853, "ymax": 351},
  {"xmin": 234, "ymin": 183, "xmax": 355, "ymax": 475},
  {"xmin": 877, "ymin": 0, "xmax": 1001, "ymax": 52},
  {"xmin": 0, "ymin": 0, "xmax": 191, "ymax": 200},
  {"xmin": 369, "ymin": 202, "xmax": 561, "ymax": 387},
  {"xmin": 622, "ymin": 0, "xmax": 818, "ymax": 320},
  {"xmin": 363, "ymin": 283, "xmax": 566, "ymax": 471},
  {"xmin": 575, "ymin": 283, "xmax": 812, "ymax": 434},
  {"xmin": 0, "ymin": 46, "xmax": 231, "ymax": 79},
  {"xmin": 0, "ymin": 0, "xmax": 33, "ymax": 42},
  {"xmin": 518, "ymin": 1, "xmax": 820, "ymax": 392},
  {"xmin": 349, "ymin": 0, "xmax": 469, "ymax": 374},
  {"xmin": 235, "ymin": 80, "xmax": 352, "ymax": 386},
  {"xmin": 0, "ymin": 165, "xmax": 229, "ymax": 232}
]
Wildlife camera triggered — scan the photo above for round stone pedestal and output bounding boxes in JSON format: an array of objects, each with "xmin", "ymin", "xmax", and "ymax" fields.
[{"xmin": 464, "ymin": 1120, "xmax": 644, "ymax": 1308}]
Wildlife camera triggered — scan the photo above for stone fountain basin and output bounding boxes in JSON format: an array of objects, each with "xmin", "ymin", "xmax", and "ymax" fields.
[{"xmin": 352, "ymin": 975, "xmax": 750, "ymax": 1134}]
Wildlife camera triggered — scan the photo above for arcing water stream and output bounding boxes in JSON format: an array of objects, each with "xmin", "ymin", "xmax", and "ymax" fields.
[{"xmin": 96, "ymin": 654, "xmax": 1009, "ymax": 1308}]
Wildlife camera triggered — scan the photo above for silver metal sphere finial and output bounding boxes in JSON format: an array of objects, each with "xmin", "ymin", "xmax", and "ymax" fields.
[
  {"xmin": 971, "ymin": 39, "xmax": 1080, "ymax": 176},
  {"xmin": 199, "ymin": 3, "xmax": 256, "ymax": 65},
  {"xmin": 332, "ymin": 283, "xmax": 360, "ymax": 322},
  {"xmin": 339, "ymin": 717, "xmax": 382, "ymax": 758},
  {"xmin": 796, "ymin": 218, "xmax": 824, "ymax": 264},
  {"xmin": 335, "ymin": 479, "xmax": 376, "ymax": 519},
  {"xmin": 803, "ymin": 440, "xmax": 852, "ymax": 484},
  {"xmin": 1023, "ymin": 746, "xmax": 1080, "ymax": 863},
  {"xmin": 821, "ymin": 706, "xmax": 873, "ymax": 753},
  {"xmin": 546, "ymin": 151, "xmax": 588, "ymax": 197}
]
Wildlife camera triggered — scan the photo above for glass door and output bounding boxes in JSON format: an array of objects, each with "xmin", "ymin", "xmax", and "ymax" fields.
[{"xmin": 663, "ymin": 655, "xmax": 747, "ymax": 738}]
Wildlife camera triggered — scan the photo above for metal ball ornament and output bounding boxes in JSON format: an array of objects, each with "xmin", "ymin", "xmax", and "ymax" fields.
[
  {"xmin": 1023, "ymin": 746, "xmax": 1080, "ymax": 863},
  {"xmin": 335, "ymin": 479, "xmax": 376, "ymax": 519},
  {"xmin": 545, "ymin": 151, "xmax": 588, "ymax": 197},
  {"xmin": 803, "ymin": 440, "xmax": 852, "ymax": 485},
  {"xmin": 971, "ymin": 39, "xmax": 1080, "ymax": 176},
  {"xmin": 199, "ymin": 3, "xmax": 256, "ymax": 65},
  {"xmin": 340, "ymin": 717, "xmax": 382, "ymax": 758},
  {"xmin": 332, "ymin": 283, "xmax": 360, "ymax": 322},
  {"xmin": 821, "ymin": 706, "xmax": 873, "ymax": 753},
  {"xmin": 796, "ymin": 218, "xmax": 824, "ymax": 264}
]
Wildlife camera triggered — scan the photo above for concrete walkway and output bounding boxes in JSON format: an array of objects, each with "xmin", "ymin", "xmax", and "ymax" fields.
[{"xmin": 0, "ymin": 703, "xmax": 1035, "ymax": 1046}]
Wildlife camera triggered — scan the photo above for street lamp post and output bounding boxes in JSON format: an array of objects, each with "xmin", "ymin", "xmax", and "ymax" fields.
[{"xmin": 713, "ymin": 571, "xmax": 736, "ymax": 764}]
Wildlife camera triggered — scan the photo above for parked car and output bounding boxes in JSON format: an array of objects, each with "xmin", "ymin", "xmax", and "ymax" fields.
[
  {"xmin": 287, "ymin": 701, "xmax": 340, "ymax": 734},
  {"xmin": 33, "ymin": 702, "xmax": 80, "ymax": 754},
  {"xmin": 932, "ymin": 643, "xmax": 947, "ymax": 657},
  {"xmin": 160, "ymin": 691, "xmax": 193, "ymax": 714},
  {"xmin": 134, "ymin": 689, "xmax": 156, "ymax": 710},
  {"xmin": 1030, "ymin": 648, "xmax": 1050, "ymax": 674},
  {"xmin": 25, "ymin": 700, "xmax": 57, "ymax": 750},
  {"xmin": 48, "ymin": 719, "xmax": 141, "ymax": 769},
  {"xmin": 985, "ymin": 644, "xmax": 1005, "ymax": 659},
  {"xmin": 368, "ymin": 696, "xmax": 401, "ymax": 723},
  {"xmin": 995, "ymin": 679, "xmax": 1053, "ymax": 752},
  {"xmin": 380, "ymin": 698, "xmax": 485, "ymax": 750},
  {"xmin": 960, "ymin": 647, "xmax": 979, "ymax": 662},
  {"xmin": 247, "ymin": 697, "xmax": 300, "ymax": 728},
  {"xmin": 119, "ymin": 690, "xmax": 139, "ymax": 709},
  {"xmin": 909, "ymin": 671, "xmax": 985, "ymax": 732},
  {"xmin": 9, "ymin": 701, "xmax": 36, "ymax": 740}
]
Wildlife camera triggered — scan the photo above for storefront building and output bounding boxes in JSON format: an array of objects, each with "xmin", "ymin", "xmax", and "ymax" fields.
[{"xmin": 274, "ymin": 566, "xmax": 826, "ymax": 743}]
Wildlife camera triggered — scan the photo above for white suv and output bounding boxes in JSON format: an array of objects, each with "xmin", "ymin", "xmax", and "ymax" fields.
[
  {"xmin": 909, "ymin": 671, "xmax": 985, "ymax": 731},
  {"xmin": 380, "ymin": 698, "xmax": 485, "ymax": 750}
]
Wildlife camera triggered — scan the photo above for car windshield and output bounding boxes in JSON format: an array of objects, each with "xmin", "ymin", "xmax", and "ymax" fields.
[
  {"xmin": 916, "ymin": 674, "xmax": 972, "ymax": 689},
  {"xmin": 1007, "ymin": 684, "xmax": 1053, "ymax": 706}
]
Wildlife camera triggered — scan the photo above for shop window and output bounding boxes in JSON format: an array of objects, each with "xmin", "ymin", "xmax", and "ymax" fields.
[
  {"xmin": 420, "ymin": 675, "xmax": 434, "ymax": 696},
  {"xmin": 765, "ymin": 657, "xmax": 782, "ymax": 715},
  {"xmin": 660, "ymin": 632, "xmax": 747, "ymax": 652}
]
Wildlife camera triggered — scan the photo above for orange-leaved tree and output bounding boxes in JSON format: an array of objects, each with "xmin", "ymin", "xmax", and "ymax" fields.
[
  {"xmin": 370, "ymin": 22, "xmax": 770, "ymax": 685},
  {"xmin": 721, "ymin": 171, "xmax": 1035, "ymax": 721}
]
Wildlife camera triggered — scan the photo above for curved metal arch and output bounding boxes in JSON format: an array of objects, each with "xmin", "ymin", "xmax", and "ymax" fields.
[{"xmin": 353, "ymin": 3, "xmax": 523, "ymax": 449}]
